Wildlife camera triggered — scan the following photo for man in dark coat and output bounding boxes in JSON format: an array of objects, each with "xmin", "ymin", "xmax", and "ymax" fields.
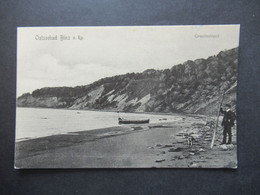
[{"xmin": 220, "ymin": 104, "xmax": 236, "ymax": 144}]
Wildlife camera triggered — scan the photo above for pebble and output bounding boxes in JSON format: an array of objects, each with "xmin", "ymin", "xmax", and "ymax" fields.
[
  {"xmin": 190, "ymin": 163, "xmax": 198, "ymax": 168},
  {"xmin": 168, "ymin": 147, "xmax": 182, "ymax": 152},
  {"xmin": 178, "ymin": 156, "xmax": 184, "ymax": 160},
  {"xmin": 219, "ymin": 144, "xmax": 235, "ymax": 150},
  {"xmin": 155, "ymin": 159, "xmax": 165, "ymax": 163}
]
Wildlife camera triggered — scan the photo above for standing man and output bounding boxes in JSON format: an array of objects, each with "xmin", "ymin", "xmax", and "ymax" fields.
[{"xmin": 220, "ymin": 104, "xmax": 236, "ymax": 144}]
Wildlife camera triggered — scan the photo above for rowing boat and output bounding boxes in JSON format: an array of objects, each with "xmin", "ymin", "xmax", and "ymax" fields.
[{"xmin": 118, "ymin": 118, "xmax": 150, "ymax": 124}]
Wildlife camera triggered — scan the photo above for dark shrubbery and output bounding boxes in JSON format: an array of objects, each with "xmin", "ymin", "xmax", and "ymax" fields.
[{"xmin": 18, "ymin": 47, "xmax": 238, "ymax": 114}]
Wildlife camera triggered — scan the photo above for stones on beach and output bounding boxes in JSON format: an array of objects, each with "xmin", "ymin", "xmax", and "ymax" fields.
[
  {"xmin": 168, "ymin": 147, "xmax": 182, "ymax": 152},
  {"xmin": 155, "ymin": 144, "xmax": 174, "ymax": 149},
  {"xmin": 176, "ymin": 134, "xmax": 183, "ymax": 137},
  {"xmin": 159, "ymin": 118, "xmax": 167, "ymax": 121},
  {"xmin": 175, "ymin": 147, "xmax": 183, "ymax": 152},
  {"xmin": 160, "ymin": 144, "xmax": 174, "ymax": 148},
  {"xmin": 178, "ymin": 155, "xmax": 184, "ymax": 160},
  {"xmin": 218, "ymin": 144, "xmax": 235, "ymax": 151},
  {"xmin": 189, "ymin": 148, "xmax": 196, "ymax": 152},
  {"xmin": 131, "ymin": 126, "xmax": 143, "ymax": 131},
  {"xmin": 164, "ymin": 144, "xmax": 174, "ymax": 147},
  {"xmin": 155, "ymin": 159, "xmax": 165, "ymax": 163},
  {"xmin": 102, "ymin": 131, "xmax": 122, "ymax": 136},
  {"xmin": 190, "ymin": 164, "xmax": 202, "ymax": 168}
]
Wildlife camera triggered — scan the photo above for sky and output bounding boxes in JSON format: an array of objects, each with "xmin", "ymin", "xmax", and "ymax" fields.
[{"xmin": 17, "ymin": 25, "xmax": 240, "ymax": 96}]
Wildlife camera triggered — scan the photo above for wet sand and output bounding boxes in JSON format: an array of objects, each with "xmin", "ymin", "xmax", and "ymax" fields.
[{"xmin": 15, "ymin": 115, "xmax": 237, "ymax": 168}]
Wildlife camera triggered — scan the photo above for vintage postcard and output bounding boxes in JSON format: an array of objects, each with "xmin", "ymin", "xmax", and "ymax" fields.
[{"xmin": 15, "ymin": 25, "xmax": 240, "ymax": 168}]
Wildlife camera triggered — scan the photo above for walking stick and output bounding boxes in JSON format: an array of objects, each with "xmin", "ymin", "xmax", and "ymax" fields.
[{"xmin": 210, "ymin": 92, "xmax": 225, "ymax": 149}]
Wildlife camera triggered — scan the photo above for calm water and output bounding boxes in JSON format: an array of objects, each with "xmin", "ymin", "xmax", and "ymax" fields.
[{"xmin": 16, "ymin": 107, "xmax": 182, "ymax": 141}]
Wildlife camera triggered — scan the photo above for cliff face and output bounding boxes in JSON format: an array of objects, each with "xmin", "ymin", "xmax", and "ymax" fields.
[{"xmin": 17, "ymin": 47, "xmax": 238, "ymax": 115}]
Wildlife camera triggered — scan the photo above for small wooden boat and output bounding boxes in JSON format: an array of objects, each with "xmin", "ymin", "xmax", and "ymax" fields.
[{"xmin": 118, "ymin": 118, "xmax": 150, "ymax": 125}]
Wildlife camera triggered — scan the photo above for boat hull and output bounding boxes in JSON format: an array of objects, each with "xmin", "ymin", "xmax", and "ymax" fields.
[{"xmin": 118, "ymin": 119, "xmax": 150, "ymax": 125}]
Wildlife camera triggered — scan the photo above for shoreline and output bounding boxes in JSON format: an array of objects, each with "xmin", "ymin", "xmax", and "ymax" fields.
[
  {"xmin": 15, "ymin": 107, "xmax": 189, "ymax": 141},
  {"xmin": 16, "ymin": 106, "xmax": 190, "ymax": 117},
  {"xmin": 15, "ymin": 114, "xmax": 237, "ymax": 169}
]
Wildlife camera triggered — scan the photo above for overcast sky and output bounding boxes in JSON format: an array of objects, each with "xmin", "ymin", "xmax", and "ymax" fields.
[{"xmin": 17, "ymin": 25, "xmax": 240, "ymax": 96}]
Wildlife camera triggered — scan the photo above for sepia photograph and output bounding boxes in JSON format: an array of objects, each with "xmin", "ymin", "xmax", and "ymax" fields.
[{"xmin": 15, "ymin": 25, "xmax": 240, "ymax": 168}]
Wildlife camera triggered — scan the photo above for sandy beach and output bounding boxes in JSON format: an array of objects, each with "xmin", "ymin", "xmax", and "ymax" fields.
[{"xmin": 15, "ymin": 115, "xmax": 237, "ymax": 168}]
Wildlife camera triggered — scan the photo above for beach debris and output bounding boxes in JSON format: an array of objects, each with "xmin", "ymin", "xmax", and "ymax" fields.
[
  {"xmin": 131, "ymin": 126, "xmax": 143, "ymax": 131},
  {"xmin": 101, "ymin": 131, "xmax": 123, "ymax": 137},
  {"xmin": 189, "ymin": 149, "xmax": 196, "ymax": 152},
  {"xmin": 189, "ymin": 152, "xmax": 195, "ymax": 155},
  {"xmin": 168, "ymin": 147, "xmax": 182, "ymax": 152},
  {"xmin": 178, "ymin": 155, "xmax": 184, "ymax": 160},
  {"xmin": 161, "ymin": 144, "xmax": 174, "ymax": 148},
  {"xmin": 219, "ymin": 145, "xmax": 228, "ymax": 151},
  {"xmin": 159, "ymin": 118, "xmax": 167, "ymax": 121},
  {"xmin": 199, "ymin": 148, "xmax": 205, "ymax": 152},
  {"xmin": 155, "ymin": 159, "xmax": 165, "ymax": 163},
  {"xmin": 219, "ymin": 144, "xmax": 235, "ymax": 151},
  {"xmin": 175, "ymin": 147, "xmax": 183, "ymax": 152}
]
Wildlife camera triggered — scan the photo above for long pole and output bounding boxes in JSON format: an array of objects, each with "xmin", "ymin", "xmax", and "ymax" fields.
[{"xmin": 210, "ymin": 92, "xmax": 225, "ymax": 149}]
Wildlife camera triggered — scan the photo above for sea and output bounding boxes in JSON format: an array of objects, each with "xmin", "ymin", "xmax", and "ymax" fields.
[{"xmin": 15, "ymin": 107, "xmax": 182, "ymax": 142}]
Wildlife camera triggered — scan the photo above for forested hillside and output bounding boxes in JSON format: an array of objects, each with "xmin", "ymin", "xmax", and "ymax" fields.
[{"xmin": 17, "ymin": 47, "xmax": 238, "ymax": 115}]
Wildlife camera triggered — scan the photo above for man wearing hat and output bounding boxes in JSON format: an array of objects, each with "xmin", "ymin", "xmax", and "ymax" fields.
[{"xmin": 220, "ymin": 104, "xmax": 236, "ymax": 144}]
